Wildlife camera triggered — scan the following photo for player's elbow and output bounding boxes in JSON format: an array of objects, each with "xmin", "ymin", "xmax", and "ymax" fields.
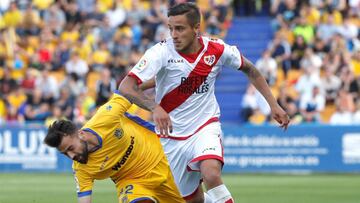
[{"xmin": 119, "ymin": 76, "xmax": 137, "ymax": 94}]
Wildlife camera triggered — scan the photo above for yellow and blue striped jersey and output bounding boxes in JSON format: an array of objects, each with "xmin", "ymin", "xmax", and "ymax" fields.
[{"xmin": 73, "ymin": 92, "xmax": 163, "ymax": 198}]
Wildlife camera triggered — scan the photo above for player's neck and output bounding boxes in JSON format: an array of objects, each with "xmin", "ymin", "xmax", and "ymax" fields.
[
  {"xmin": 179, "ymin": 37, "xmax": 202, "ymax": 55},
  {"xmin": 82, "ymin": 131, "xmax": 100, "ymax": 152}
]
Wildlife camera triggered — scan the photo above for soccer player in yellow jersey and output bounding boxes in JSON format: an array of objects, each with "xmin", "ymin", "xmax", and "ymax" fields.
[{"xmin": 44, "ymin": 92, "xmax": 184, "ymax": 203}]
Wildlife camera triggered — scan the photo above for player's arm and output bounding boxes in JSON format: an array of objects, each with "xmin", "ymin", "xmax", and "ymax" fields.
[
  {"xmin": 119, "ymin": 76, "xmax": 157, "ymax": 111},
  {"xmin": 73, "ymin": 170, "xmax": 94, "ymax": 203},
  {"xmin": 139, "ymin": 78, "xmax": 155, "ymax": 91},
  {"xmin": 119, "ymin": 76, "xmax": 172, "ymax": 135},
  {"xmin": 241, "ymin": 56, "xmax": 290, "ymax": 129},
  {"xmin": 78, "ymin": 196, "xmax": 91, "ymax": 203}
]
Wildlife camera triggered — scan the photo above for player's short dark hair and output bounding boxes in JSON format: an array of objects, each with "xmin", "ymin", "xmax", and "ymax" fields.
[
  {"xmin": 44, "ymin": 120, "xmax": 77, "ymax": 148},
  {"xmin": 167, "ymin": 2, "xmax": 200, "ymax": 27}
]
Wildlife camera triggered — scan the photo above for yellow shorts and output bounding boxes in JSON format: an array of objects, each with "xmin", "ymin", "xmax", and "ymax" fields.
[{"xmin": 116, "ymin": 155, "xmax": 184, "ymax": 203}]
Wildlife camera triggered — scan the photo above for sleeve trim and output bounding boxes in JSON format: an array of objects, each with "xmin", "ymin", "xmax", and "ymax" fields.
[
  {"xmin": 77, "ymin": 190, "xmax": 92, "ymax": 197},
  {"xmin": 128, "ymin": 72, "xmax": 143, "ymax": 85},
  {"xmin": 238, "ymin": 53, "xmax": 244, "ymax": 70}
]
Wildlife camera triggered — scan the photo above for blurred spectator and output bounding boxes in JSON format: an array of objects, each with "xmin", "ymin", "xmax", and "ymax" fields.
[
  {"xmin": 316, "ymin": 14, "xmax": 339, "ymax": 44},
  {"xmin": 291, "ymin": 35, "xmax": 307, "ymax": 70},
  {"xmin": 19, "ymin": 4, "xmax": 41, "ymax": 36},
  {"xmin": 45, "ymin": 105, "xmax": 66, "ymax": 127},
  {"xmin": 55, "ymin": 87, "xmax": 75, "ymax": 120},
  {"xmin": 52, "ymin": 41, "xmax": 71, "ymax": 70},
  {"xmin": 0, "ymin": 0, "xmax": 10, "ymax": 14},
  {"xmin": 300, "ymin": 47, "xmax": 322, "ymax": 75},
  {"xmin": 329, "ymin": 102, "xmax": 353, "ymax": 125},
  {"xmin": 350, "ymin": 75, "xmax": 360, "ymax": 99},
  {"xmin": 91, "ymin": 41, "xmax": 111, "ymax": 70},
  {"xmin": 287, "ymin": 100, "xmax": 303, "ymax": 124},
  {"xmin": 338, "ymin": 15, "xmax": 358, "ymax": 50},
  {"xmin": 127, "ymin": 0, "xmax": 147, "ymax": 24},
  {"xmin": 299, "ymin": 86, "xmax": 325, "ymax": 122},
  {"xmin": 295, "ymin": 67, "xmax": 321, "ymax": 98},
  {"xmin": 60, "ymin": 73, "xmax": 86, "ymax": 97},
  {"xmin": 321, "ymin": 68, "xmax": 342, "ymax": 104},
  {"xmin": 0, "ymin": 68, "xmax": 17, "ymax": 96},
  {"xmin": 293, "ymin": 16, "xmax": 315, "ymax": 44},
  {"xmin": 336, "ymin": 88, "xmax": 355, "ymax": 112},
  {"xmin": 64, "ymin": 1, "xmax": 82, "ymax": 25},
  {"xmin": 105, "ymin": 2, "xmax": 126, "ymax": 28},
  {"xmin": 3, "ymin": 2, "xmax": 22, "ymax": 28},
  {"xmin": 23, "ymin": 88, "xmax": 51, "ymax": 122},
  {"xmin": 353, "ymin": 100, "xmax": 360, "ymax": 124},
  {"xmin": 268, "ymin": 32, "xmax": 291, "ymax": 75},
  {"xmin": 65, "ymin": 51, "xmax": 89, "ymax": 81},
  {"xmin": 95, "ymin": 68, "xmax": 117, "ymax": 106},
  {"xmin": 241, "ymin": 85, "xmax": 271, "ymax": 122},
  {"xmin": 205, "ymin": 9, "xmax": 222, "ymax": 36},
  {"xmin": 20, "ymin": 68, "xmax": 37, "ymax": 96},
  {"xmin": 255, "ymin": 49, "xmax": 278, "ymax": 86},
  {"xmin": 32, "ymin": 0, "xmax": 54, "ymax": 18},
  {"xmin": 76, "ymin": 0, "xmax": 95, "ymax": 17},
  {"xmin": 43, "ymin": 3, "xmax": 66, "ymax": 35},
  {"xmin": 35, "ymin": 67, "xmax": 59, "ymax": 104}
]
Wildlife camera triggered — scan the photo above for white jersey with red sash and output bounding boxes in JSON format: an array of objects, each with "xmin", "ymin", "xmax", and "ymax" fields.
[{"xmin": 129, "ymin": 36, "xmax": 243, "ymax": 138}]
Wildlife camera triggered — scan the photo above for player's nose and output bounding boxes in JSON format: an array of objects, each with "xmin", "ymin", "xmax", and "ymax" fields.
[{"xmin": 67, "ymin": 152, "xmax": 76, "ymax": 160}]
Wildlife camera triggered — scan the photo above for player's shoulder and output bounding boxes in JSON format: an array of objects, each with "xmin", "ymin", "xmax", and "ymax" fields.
[
  {"xmin": 154, "ymin": 38, "xmax": 173, "ymax": 48},
  {"xmin": 202, "ymin": 36, "xmax": 226, "ymax": 45}
]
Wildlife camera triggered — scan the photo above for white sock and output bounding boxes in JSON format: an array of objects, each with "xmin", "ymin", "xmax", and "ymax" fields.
[
  {"xmin": 204, "ymin": 192, "xmax": 213, "ymax": 203},
  {"xmin": 207, "ymin": 184, "xmax": 233, "ymax": 203}
]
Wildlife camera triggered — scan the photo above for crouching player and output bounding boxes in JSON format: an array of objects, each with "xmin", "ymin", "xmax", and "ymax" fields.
[{"xmin": 44, "ymin": 91, "xmax": 184, "ymax": 203}]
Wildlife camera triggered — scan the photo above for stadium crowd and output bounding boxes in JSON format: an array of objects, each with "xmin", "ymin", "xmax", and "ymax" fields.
[
  {"xmin": 0, "ymin": 0, "xmax": 231, "ymax": 125},
  {"xmin": 1, "ymin": 0, "xmax": 359, "ymax": 126},
  {"xmin": 241, "ymin": 0, "xmax": 360, "ymax": 125}
]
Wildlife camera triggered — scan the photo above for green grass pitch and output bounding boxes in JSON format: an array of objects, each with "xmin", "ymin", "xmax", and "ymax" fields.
[{"xmin": 0, "ymin": 173, "xmax": 359, "ymax": 203}]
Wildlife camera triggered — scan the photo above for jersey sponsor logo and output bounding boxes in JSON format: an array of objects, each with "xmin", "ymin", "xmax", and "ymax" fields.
[
  {"xmin": 114, "ymin": 128, "xmax": 124, "ymax": 139},
  {"xmin": 168, "ymin": 58, "xmax": 184, "ymax": 63},
  {"xmin": 202, "ymin": 147, "xmax": 216, "ymax": 154},
  {"xmin": 204, "ymin": 55, "xmax": 216, "ymax": 66},
  {"xmin": 178, "ymin": 76, "xmax": 209, "ymax": 94},
  {"xmin": 112, "ymin": 136, "xmax": 135, "ymax": 171}
]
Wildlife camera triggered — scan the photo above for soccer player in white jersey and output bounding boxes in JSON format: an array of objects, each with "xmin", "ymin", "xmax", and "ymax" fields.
[{"xmin": 119, "ymin": 2, "xmax": 290, "ymax": 203}]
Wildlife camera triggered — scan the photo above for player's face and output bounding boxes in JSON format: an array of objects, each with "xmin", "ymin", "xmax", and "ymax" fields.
[
  {"xmin": 58, "ymin": 134, "xmax": 89, "ymax": 164},
  {"xmin": 168, "ymin": 14, "xmax": 199, "ymax": 52}
]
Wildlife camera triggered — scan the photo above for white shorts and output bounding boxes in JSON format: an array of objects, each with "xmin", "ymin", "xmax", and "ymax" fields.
[{"xmin": 160, "ymin": 122, "xmax": 224, "ymax": 198}]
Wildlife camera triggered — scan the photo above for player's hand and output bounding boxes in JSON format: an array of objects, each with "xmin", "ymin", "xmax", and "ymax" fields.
[
  {"xmin": 152, "ymin": 105, "xmax": 173, "ymax": 136},
  {"xmin": 271, "ymin": 104, "xmax": 290, "ymax": 130}
]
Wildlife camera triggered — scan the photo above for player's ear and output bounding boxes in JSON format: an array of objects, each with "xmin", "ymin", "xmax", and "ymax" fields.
[
  {"xmin": 194, "ymin": 22, "xmax": 200, "ymax": 34},
  {"xmin": 78, "ymin": 130, "xmax": 85, "ymax": 140}
]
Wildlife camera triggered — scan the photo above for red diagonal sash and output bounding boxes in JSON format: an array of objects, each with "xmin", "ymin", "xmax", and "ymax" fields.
[{"xmin": 160, "ymin": 42, "xmax": 224, "ymax": 113}]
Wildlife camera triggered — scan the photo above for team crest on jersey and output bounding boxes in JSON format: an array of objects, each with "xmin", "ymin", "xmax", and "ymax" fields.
[
  {"xmin": 114, "ymin": 128, "xmax": 124, "ymax": 139},
  {"xmin": 106, "ymin": 105, "xmax": 112, "ymax": 111},
  {"xmin": 204, "ymin": 55, "xmax": 216, "ymax": 66}
]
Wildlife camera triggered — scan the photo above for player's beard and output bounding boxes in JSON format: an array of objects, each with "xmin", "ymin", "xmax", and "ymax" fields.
[{"xmin": 75, "ymin": 140, "xmax": 89, "ymax": 164}]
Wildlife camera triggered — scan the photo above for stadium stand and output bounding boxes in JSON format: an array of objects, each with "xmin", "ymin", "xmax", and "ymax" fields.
[{"xmin": 0, "ymin": 0, "xmax": 359, "ymax": 126}]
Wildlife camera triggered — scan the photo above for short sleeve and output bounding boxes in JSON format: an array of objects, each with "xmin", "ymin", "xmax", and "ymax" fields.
[
  {"xmin": 84, "ymin": 93, "xmax": 132, "ymax": 129},
  {"xmin": 221, "ymin": 43, "xmax": 243, "ymax": 70},
  {"xmin": 129, "ymin": 42, "xmax": 166, "ymax": 83},
  {"xmin": 73, "ymin": 169, "xmax": 94, "ymax": 198}
]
